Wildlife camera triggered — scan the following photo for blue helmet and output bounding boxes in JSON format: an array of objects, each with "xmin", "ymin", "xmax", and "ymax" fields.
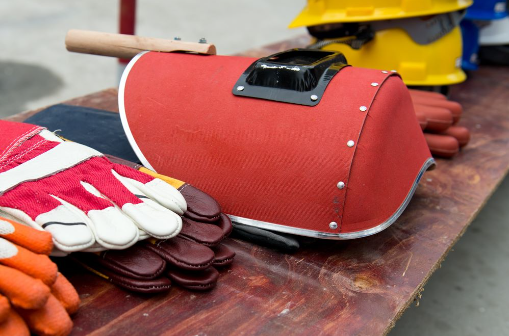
[
  {"xmin": 460, "ymin": 20, "xmax": 480, "ymax": 70},
  {"xmin": 465, "ymin": 0, "xmax": 508, "ymax": 20}
]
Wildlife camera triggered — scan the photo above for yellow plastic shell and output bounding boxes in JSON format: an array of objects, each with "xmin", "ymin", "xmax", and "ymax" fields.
[
  {"xmin": 289, "ymin": 0, "xmax": 472, "ymax": 27},
  {"xmin": 315, "ymin": 26, "xmax": 466, "ymax": 86}
]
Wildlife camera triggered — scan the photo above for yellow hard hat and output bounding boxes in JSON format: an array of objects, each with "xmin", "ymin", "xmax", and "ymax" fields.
[
  {"xmin": 289, "ymin": 0, "xmax": 472, "ymax": 28},
  {"xmin": 311, "ymin": 25, "xmax": 465, "ymax": 86}
]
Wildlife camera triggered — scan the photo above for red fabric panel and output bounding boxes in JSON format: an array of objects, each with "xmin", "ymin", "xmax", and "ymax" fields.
[
  {"xmin": 0, "ymin": 135, "xmax": 58, "ymax": 173},
  {"xmin": 0, "ymin": 184, "xmax": 62, "ymax": 219},
  {"xmin": 342, "ymin": 77, "xmax": 432, "ymax": 232},
  {"xmin": 0, "ymin": 120, "xmax": 150, "ymax": 219},
  {"xmin": 0, "ymin": 121, "xmax": 43, "ymax": 162},
  {"xmin": 123, "ymin": 52, "xmax": 431, "ymax": 235},
  {"xmin": 0, "ymin": 157, "xmax": 144, "ymax": 219},
  {"xmin": 112, "ymin": 162, "xmax": 153, "ymax": 184}
]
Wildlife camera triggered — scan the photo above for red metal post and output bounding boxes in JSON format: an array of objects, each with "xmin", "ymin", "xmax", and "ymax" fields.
[{"xmin": 118, "ymin": 0, "xmax": 137, "ymax": 65}]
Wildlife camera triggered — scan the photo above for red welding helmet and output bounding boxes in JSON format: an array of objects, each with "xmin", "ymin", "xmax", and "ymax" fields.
[{"xmin": 119, "ymin": 49, "xmax": 434, "ymax": 239}]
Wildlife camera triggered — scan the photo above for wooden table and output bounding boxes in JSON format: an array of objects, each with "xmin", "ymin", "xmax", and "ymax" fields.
[{"xmin": 8, "ymin": 36, "xmax": 509, "ymax": 336}]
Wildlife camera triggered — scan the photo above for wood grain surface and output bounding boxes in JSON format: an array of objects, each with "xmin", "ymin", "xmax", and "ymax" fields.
[{"xmin": 8, "ymin": 36, "xmax": 509, "ymax": 336}]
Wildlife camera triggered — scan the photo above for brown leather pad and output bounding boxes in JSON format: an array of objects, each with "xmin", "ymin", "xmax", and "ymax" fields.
[
  {"xmin": 167, "ymin": 267, "xmax": 219, "ymax": 291},
  {"xmin": 144, "ymin": 237, "xmax": 214, "ymax": 271}
]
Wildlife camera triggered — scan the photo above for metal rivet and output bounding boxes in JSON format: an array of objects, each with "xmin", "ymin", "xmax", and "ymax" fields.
[
  {"xmin": 174, "ymin": 37, "xmax": 181, "ymax": 41},
  {"xmin": 359, "ymin": 106, "xmax": 367, "ymax": 112},
  {"xmin": 337, "ymin": 181, "xmax": 345, "ymax": 189},
  {"xmin": 310, "ymin": 94, "xmax": 318, "ymax": 101},
  {"xmin": 371, "ymin": 82, "xmax": 379, "ymax": 87},
  {"xmin": 347, "ymin": 140, "xmax": 355, "ymax": 147},
  {"xmin": 199, "ymin": 38, "xmax": 207, "ymax": 43},
  {"xmin": 382, "ymin": 70, "xmax": 388, "ymax": 74},
  {"xmin": 237, "ymin": 86, "xmax": 245, "ymax": 91},
  {"xmin": 329, "ymin": 222, "xmax": 338, "ymax": 230}
]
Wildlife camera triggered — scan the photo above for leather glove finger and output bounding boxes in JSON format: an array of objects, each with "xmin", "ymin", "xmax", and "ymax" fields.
[
  {"xmin": 179, "ymin": 214, "xmax": 232, "ymax": 247},
  {"xmin": 414, "ymin": 110, "xmax": 428, "ymax": 130},
  {"xmin": 411, "ymin": 95, "xmax": 462, "ymax": 124},
  {"xmin": 73, "ymin": 241, "xmax": 219, "ymax": 293},
  {"xmin": 441, "ymin": 125, "xmax": 470, "ymax": 147},
  {"xmin": 139, "ymin": 166, "xmax": 222, "ymax": 223},
  {"xmin": 415, "ymin": 104, "xmax": 453, "ymax": 132},
  {"xmin": 166, "ymin": 267, "xmax": 219, "ymax": 291},
  {"xmin": 105, "ymin": 155, "xmax": 222, "ymax": 223},
  {"xmin": 72, "ymin": 249, "xmax": 172, "ymax": 294},
  {"xmin": 143, "ymin": 237, "xmax": 215, "ymax": 271},
  {"xmin": 75, "ymin": 245, "xmax": 166, "ymax": 280},
  {"xmin": 105, "ymin": 156, "xmax": 237, "ymax": 263},
  {"xmin": 423, "ymin": 133, "xmax": 460, "ymax": 158},
  {"xmin": 210, "ymin": 244, "xmax": 236, "ymax": 267},
  {"xmin": 145, "ymin": 221, "xmax": 234, "ymax": 268}
]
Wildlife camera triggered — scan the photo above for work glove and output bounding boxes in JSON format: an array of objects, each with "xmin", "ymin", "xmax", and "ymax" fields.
[
  {"xmin": 0, "ymin": 216, "xmax": 79, "ymax": 336},
  {"xmin": 72, "ymin": 223, "xmax": 232, "ymax": 293},
  {"xmin": 409, "ymin": 89, "xmax": 470, "ymax": 158},
  {"xmin": 72, "ymin": 156, "xmax": 235, "ymax": 293},
  {"xmin": 414, "ymin": 104, "xmax": 453, "ymax": 133},
  {"xmin": 409, "ymin": 89, "xmax": 463, "ymax": 124},
  {"xmin": 0, "ymin": 120, "xmax": 187, "ymax": 253}
]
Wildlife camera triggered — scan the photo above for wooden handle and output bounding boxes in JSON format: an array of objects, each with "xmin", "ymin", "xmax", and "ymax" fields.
[{"xmin": 65, "ymin": 29, "xmax": 216, "ymax": 59}]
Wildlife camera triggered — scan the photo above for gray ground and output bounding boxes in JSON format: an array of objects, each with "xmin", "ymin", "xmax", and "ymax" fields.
[{"xmin": 1, "ymin": 1, "xmax": 509, "ymax": 335}]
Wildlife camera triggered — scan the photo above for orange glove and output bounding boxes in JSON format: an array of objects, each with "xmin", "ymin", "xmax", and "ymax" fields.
[
  {"xmin": 0, "ymin": 216, "xmax": 80, "ymax": 336},
  {"xmin": 0, "ymin": 294, "xmax": 9, "ymax": 323},
  {"xmin": 0, "ymin": 298, "xmax": 28, "ymax": 336}
]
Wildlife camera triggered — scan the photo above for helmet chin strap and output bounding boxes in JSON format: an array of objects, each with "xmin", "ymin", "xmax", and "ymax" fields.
[
  {"xmin": 307, "ymin": 10, "xmax": 465, "ymax": 50},
  {"xmin": 307, "ymin": 25, "xmax": 375, "ymax": 50}
]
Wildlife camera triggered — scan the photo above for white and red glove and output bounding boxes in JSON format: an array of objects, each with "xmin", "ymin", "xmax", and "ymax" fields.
[{"xmin": 0, "ymin": 120, "xmax": 186, "ymax": 253}]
